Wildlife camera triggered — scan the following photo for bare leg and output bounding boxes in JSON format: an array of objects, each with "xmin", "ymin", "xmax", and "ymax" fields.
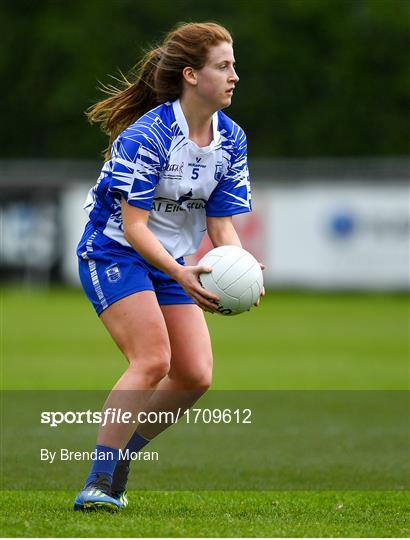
[
  {"xmin": 96, "ymin": 291, "xmax": 171, "ymax": 449},
  {"xmin": 134, "ymin": 303, "xmax": 213, "ymax": 440},
  {"xmin": 109, "ymin": 303, "xmax": 212, "ymax": 496}
]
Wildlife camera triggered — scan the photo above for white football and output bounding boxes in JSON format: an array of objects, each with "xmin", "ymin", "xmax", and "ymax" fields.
[{"xmin": 198, "ymin": 245, "xmax": 263, "ymax": 316}]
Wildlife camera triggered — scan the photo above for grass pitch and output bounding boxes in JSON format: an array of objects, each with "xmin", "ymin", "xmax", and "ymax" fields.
[
  {"xmin": 1, "ymin": 491, "xmax": 409, "ymax": 537},
  {"xmin": 3, "ymin": 287, "xmax": 408, "ymax": 390},
  {"xmin": 1, "ymin": 287, "xmax": 409, "ymax": 537}
]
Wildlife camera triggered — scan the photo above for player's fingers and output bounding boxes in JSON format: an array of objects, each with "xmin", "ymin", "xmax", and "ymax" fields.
[
  {"xmin": 195, "ymin": 265, "xmax": 213, "ymax": 275},
  {"xmin": 194, "ymin": 281, "xmax": 219, "ymax": 302},
  {"xmin": 202, "ymin": 297, "xmax": 219, "ymax": 312},
  {"xmin": 192, "ymin": 292, "xmax": 218, "ymax": 312},
  {"xmin": 196, "ymin": 288, "xmax": 219, "ymax": 311},
  {"xmin": 200, "ymin": 288, "xmax": 219, "ymax": 303},
  {"xmin": 254, "ymin": 288, "xmax": 265, "ymax": 307},
  {"xmin": 259, "ymin": 262, "xmax": 266, "ymax": 271},
  {"xmin": 188, "ymin": 267, "xmax": 219, "ymax": 301}
]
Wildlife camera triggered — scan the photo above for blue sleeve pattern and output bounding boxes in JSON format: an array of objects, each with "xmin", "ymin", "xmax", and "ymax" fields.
[
  {"xmin": 108, "ymin": 127, "xmax": 164, "ymax": 211},
  {"xmin": 206, "ymin": 126, "xmax": 251, "ymax": 217}
]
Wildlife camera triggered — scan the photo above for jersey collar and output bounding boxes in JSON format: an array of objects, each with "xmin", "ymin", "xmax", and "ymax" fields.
[{"xmin": 172, "ymin": 99, "xmax": 221, "ymax": 148}]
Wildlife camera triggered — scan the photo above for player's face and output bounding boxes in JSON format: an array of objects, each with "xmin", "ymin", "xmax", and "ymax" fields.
[{"xmin": 196, "ymin": 41, "xmax": 239, "ymax": 110}]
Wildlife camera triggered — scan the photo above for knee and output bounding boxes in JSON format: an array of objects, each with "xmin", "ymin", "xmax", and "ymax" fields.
[
  {"xmin": 144, "ymin": 356, "xmax": 171, "ymax": 385},
  {"xmin": 173, "ymin": 359, "xmax": 213, "ymax": 392},
  {"xmin": 127, "ymin": 346, "xmax": 171, "ymax": 386},
  {"xmin": 192, "ymin": 372, "xmax": 212, "ymax": 393},
  {"xmin": 194, "ymin": 365, "xmax": 213, "ymax": 392}
]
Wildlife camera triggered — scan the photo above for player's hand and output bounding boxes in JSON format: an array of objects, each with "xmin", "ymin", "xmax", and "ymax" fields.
[
  {"xmin": 254, "ymin": 262, "xmax": 266, "ymax": 307},
  {"xmin": 174, "ymin": 265, "xmax": 220, "ymax": 313}
]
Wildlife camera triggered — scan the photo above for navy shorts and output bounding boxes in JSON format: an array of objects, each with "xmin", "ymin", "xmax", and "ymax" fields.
[{"xmin": 77, "ymin": 228, "xmax": 194, "ymax": 316}]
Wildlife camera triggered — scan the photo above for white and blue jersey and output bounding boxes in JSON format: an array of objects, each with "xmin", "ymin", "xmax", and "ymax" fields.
[
  {"xmin": 78, "ymin": 99, "xmax": 251, "ymax": 261},
  {"xmin": 77, "ymin": 99, "xmax": 251, "ymax": 314}
]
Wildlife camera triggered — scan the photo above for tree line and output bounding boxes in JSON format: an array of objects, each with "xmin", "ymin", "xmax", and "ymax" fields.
[{"xmin": 2, "ymin": 0, "xmax": 409, "ymax": 158}]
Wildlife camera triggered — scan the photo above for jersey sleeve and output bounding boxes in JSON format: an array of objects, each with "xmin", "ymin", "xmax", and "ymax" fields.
[
  {"xmin": 107, "ymin": 130, "xmax": 162, "ymax": 211},
  {"xmin": 206, "ymin": 129, "xmax": 252, "ymax": 217}
]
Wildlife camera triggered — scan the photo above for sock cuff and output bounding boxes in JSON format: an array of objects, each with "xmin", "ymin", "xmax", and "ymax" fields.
[
  {"xmin": 95, "ymin": 444, "xmax": 121, "ymax": 460},
  {"xmin": 136, "ymin": 432, "xmax": 151, "ymax": 443},
  {"xmin": 124, "ymin": 431, "xmax": 151, "ymax": 452}
]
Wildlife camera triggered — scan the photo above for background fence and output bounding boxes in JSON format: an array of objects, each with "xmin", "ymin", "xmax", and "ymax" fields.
[{"xmin": 1, "ymin": 158, "xmax": 408, "ymax": 290}]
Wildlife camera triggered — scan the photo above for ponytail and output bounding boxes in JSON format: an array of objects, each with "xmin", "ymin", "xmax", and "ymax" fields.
[{"xmin": 86, "ymin": 48, "xmax": 162, "ymax": 160}]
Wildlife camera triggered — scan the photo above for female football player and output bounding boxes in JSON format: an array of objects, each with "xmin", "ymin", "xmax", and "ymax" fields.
[{"xmin": 74, "ymin": 21, "xmax": 258, "ymax": 511}]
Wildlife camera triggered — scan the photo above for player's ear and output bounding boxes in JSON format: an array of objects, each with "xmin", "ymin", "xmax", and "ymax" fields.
[{"xmin": 182, "ymin": 66, "xmax": 198, "ymax": 86}]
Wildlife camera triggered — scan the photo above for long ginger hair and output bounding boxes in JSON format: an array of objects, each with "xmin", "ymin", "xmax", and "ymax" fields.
[{"xmin": 86, "ymin": 22, "xmax": 232, "ymax": 159}]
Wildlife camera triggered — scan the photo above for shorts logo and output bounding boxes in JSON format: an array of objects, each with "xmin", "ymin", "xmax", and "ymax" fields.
[{"xmin": 105, "ymin": 264, "xmax": 121, "ymax": 283}]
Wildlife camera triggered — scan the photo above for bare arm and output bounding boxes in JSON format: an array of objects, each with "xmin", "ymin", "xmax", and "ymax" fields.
[
  {"xmin": 207, "ymin": 216, "xmax": 242, "ymax": 248},
  {"xmin": 122, "ymin": 199, "xmax": 219, "ymax": 312}
]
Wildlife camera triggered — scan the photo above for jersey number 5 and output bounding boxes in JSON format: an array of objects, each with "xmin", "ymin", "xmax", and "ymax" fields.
[{"xmin": 191, "ymin": 167, "xmax": 200, "ymax": 180}]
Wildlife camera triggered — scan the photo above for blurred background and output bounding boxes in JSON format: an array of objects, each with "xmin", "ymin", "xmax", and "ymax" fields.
[{"xmin": 1, "ymin": 0, "xmax": 409, "ymax": 390}]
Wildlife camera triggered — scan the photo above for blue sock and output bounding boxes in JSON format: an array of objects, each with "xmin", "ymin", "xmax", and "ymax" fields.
[
  {"xmin": 110, "ymin": 432, "xmax": 150, "ymax": 492},
  {"xmin": 124, "ymin": 431, "xmax": 150, "ymax": 454},
  {"xmin": 85, "ymin": 444, "xmax": 120, "ymax": 488}
]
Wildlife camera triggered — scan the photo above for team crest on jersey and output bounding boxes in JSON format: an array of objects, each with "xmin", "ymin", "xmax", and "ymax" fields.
[
  {"xmin": 214, "ymin": 162, "xmax": 223, "ymax": 181},
  {"xmin": 105, "ymin": 264, "xmax": 121, "ymax": 283}
]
